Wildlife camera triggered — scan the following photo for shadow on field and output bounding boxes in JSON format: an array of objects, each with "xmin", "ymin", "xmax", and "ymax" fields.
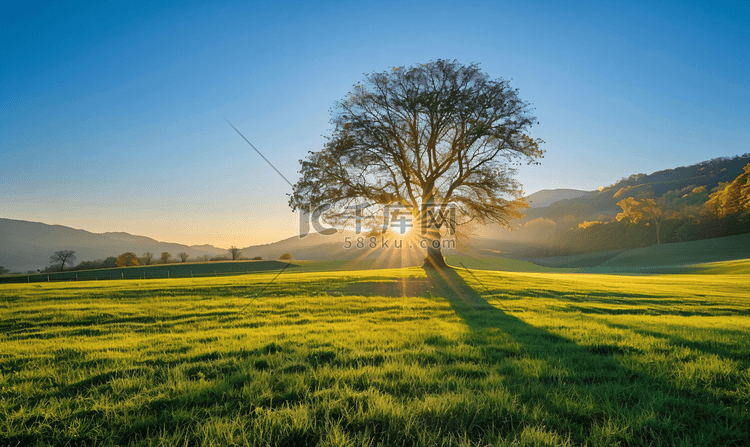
[{"xmin": 422, "ymin": 267, "xmax": 749, "ymax": 446}]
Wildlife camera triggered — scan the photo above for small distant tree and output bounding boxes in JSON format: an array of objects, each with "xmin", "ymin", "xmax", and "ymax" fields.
[
  {"xmin": 201, "ymin": 254, "xmax": 211, "ymax": 262},
  {"xmin": 0, "ymin": 266, "xmax": 9, "ymax": 275},
  {"xmin": 160, "ymin": 252, "xmax": 172, "ymax": 264},
  {"xmin": 178, "ymin": 252, "xmax": 189, "ymax": 262},
  {"xmin": 251, "ymin": 256, "xmax": 262, "ymax": 260},
  {"xmin": 103, "ymin": 256, "xmax": 118, "ymax": 268},
  {"xmin": 142, "ymin": 252, "xmax": 154, "ymax": 265},
  {"xmin": 228, "ymin": 246, "xmax": 242, "ymax": 260},
  {"xmin": 49, "ymin": 250, "xmax": 76, "ymax": 272},
  {"xmin": 116, "ymin": 252, "xmax": 140, "ymax": 267},
  {"xmin": 279, "ymin": 253, "xmax": 292, "ymax": 260}
]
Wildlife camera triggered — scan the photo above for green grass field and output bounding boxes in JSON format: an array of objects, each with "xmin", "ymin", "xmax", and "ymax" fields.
[{"xmin": 1, "ymin": 260, "xmax": 748, "ymax": 446}]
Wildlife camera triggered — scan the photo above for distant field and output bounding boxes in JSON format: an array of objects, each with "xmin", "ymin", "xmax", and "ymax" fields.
[
  {"xmin": 1, "ymin": 263, "xmax": 748, "ymax": 446},
  {"xmin": 0, "ymin": 260, "xmax": 293, "ymax": 284}
]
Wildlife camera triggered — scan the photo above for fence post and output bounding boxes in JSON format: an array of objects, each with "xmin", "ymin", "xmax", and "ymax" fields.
[
  {"xmin": 191, "ymin": 270, "xmax": 193, "ymax": 278},
  {"xmin": 47, "ymin": 275, "xmax": 49, "ymax": 282},
  {"xmin": 122, "ymin": 272, "xmax": 124, "ymax": 280},
  {"xmin": 168, "ymin": 270, "xmax": 170, "ymax": 278}
]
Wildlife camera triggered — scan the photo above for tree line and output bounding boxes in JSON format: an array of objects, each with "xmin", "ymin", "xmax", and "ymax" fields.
[{"xmin": 40, "ymin": 246, "xmax": 267, "ymax": 273}]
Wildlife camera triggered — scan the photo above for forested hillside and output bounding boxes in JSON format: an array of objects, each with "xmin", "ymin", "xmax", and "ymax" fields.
[{"xmin": 514, "ymin": 155, "xmax": 750, "ymax": 257}]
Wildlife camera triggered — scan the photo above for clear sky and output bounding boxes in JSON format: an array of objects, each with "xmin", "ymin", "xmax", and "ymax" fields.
[{"xmin": 2, "ymin": 0, "xmax": 748, "ymax": 248}]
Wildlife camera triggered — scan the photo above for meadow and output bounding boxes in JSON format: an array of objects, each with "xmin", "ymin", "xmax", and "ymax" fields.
[{"xmin": 0, "ymin": 260, "xmax": 748, "ymax": 446}]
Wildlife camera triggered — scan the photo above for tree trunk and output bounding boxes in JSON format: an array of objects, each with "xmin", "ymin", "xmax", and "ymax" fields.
[
  {"xmin": 656, "ymin": 220, "xmax": 661, "ymax": 245},
  {"xmin": 420, "ymin": 194, "xmax": 449, "ymax": 269},
  {"xmin": 422, "ymin": 228, "xmax": 449, "ymax": 269}
]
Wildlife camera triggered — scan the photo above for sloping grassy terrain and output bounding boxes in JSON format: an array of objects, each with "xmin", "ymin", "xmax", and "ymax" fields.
[
  {"xmin": 523, "ymin": 249, "xmax": 626, "ymax": 269},
  {"xmin": 589, "ymin": 233, "xmax": 750, "ymax": 273},
  {"xmin": 522, "ymin": 233, "xmax": 750, "ymax": 273},
  {"xmin": 445, "ymin": 255, "xmax": 572, "ymax": 273},
  {"xmin": 0, "ymin": 268, "xmax": 748, "ymax": 446}
]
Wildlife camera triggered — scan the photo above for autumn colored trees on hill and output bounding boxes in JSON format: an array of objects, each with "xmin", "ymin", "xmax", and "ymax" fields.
[
  {"xmin": 529, "ymin": 163, "xmax": 750, "ymax": 257},
  {"xmin": 704, "ymin": 163, "xmax": 750, "ymax": 218},
  {"xmin": 116, "ymin": 252, "xmax": 139, "ymax": 267}
]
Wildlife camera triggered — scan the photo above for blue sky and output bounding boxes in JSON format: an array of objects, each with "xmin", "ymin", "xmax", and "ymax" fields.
[{"xmin": 2, "ymin": 0, "xmax": 748, "ymax": 248}]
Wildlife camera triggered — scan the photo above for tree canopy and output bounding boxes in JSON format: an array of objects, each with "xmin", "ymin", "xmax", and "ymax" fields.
[
  {"xmin": 290, "ymin": 60, "xmax": 543, "ymax": 267},
  {"xmin": 142, "ymin": 252, "xmax": 154, "ymax": 265},
  {"xmin": 616, "ymin": 193, "xmax": 680, "ymax": 245},
  {"xmin": 116, "ymin": 252, "xmax": 140, "ymax": 267},
  {"xmin": 704, "ymin": 163, "xmax": 750, "ymax": 218}
]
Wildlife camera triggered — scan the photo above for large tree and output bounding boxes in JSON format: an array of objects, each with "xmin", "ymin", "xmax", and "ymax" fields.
[
  {"xmin": 49, "ymin": 250, "xmax": 76, "ymax": 272},
  {"xmin": 289, "ymin": 60, "xmax": 543, "ymax": 267}
]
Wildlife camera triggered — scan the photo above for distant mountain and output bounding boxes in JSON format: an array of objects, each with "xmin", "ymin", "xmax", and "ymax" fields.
[
  {"xmin": 525, "ymin": 189, "xmax": 592, "ymax": 208},
  {"xmin": 189, "ymin": 244, "xmax": 229, "ymax": 256},
  {"xmin": 240, "ymin": 231, "xmax": 358, "ymax": 261},
  {"xmin": 0, "ymin": 219, "xmax": 228, "ymax": 273}
]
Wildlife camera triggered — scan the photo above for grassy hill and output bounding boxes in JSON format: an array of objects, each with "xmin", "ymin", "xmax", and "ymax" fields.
[
  {"xmin": 526, "ymin": 233, "xmax": 750, "ymax": 274},
  {"xmin": 587, "ymin": 233, "xmax": 750, "ymax": 273}
]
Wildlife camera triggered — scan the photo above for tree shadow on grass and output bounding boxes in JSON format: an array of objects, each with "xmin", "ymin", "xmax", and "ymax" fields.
[{"xmin": 423, "ymin": 267, "xmax": 750, "ymax": 446}]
